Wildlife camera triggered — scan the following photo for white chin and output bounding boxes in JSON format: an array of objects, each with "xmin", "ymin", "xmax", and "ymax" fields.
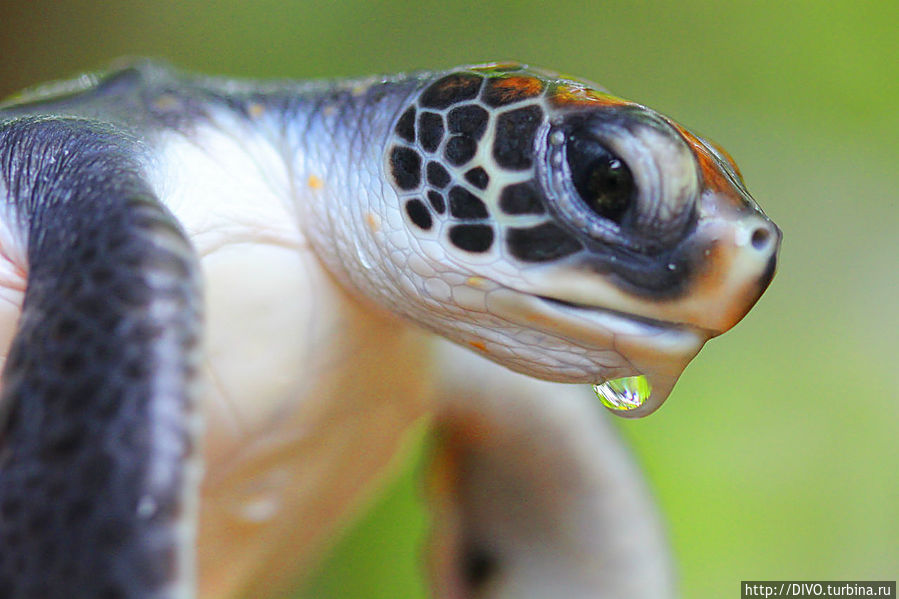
[{"xmin": 484, "ymin": 286, "xmax": 710, "ymax": 416}]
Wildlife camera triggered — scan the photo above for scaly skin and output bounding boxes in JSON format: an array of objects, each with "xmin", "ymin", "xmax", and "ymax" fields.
[{"xmin": 0, "ymin": 61, "xmax": 779, "ymax": 598}]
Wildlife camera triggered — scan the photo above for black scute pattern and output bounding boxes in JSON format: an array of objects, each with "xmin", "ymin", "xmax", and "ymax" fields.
[
  {"xmin": 449, "ymin": 224, "xmax": 494, "ymax": 253},
  {"xmin": 448, "ymin": 105, "xmax": 488, "ymax": 140},
  {"xmin": 394, "ymin": 106, "xmax": 416, "ymax": 143},
  {"xmin": 499, "ymin": 181, "xmax": 545, "ymax": 214},
  {"xmin": 427, "ymin": 190, "xmax": 446, "ymax": 214},
  {"xmin": 427, "ymin": 161, "xmax": 451, "ymax": 188},
  {"xmin": 507, "ymin": 222, "xmax": 583, "ymax": 262},
  {"xmin": 418, "ymin": 112, "xmax": 444, "ymax": 153},
  {"xmin": 390, "ymin": 146, "xmax": 422, "ymax": 190},
  {"xmin": 419, "ymin": 73, "xmax": 483, "ymax": 109},
  {"xmin": 0, "ymin": 118, "xmax": 201, "ymax": 599},
  {"xmin": 449, "ymin": 186, "xmax": 488, "ymax": 219},
  {"xmin": 493, "ymin": 105, "xmax": 543, "ymax": 170},
  {"xmin": 444, "ymin": 136, "xmax": 477, "ymax": 166},
  {"xmin": 464, "ymin": 167, "xmax": 489, "ymax": 190},
  {"xmin": 405, "ymin": 199, "xmax": 433, "ymax": 230}
]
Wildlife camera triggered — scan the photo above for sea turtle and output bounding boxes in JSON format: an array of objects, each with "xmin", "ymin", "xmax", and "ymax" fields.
[{"xmin": 0, "ymin": 61, "xmax": 779, "ymax": 598}]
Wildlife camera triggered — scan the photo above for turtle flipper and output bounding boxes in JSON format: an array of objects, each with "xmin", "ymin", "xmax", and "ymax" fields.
[
  {"xmin": 0, "ymin": 118, "xmax": 202, "ymax": 598},
  {"xmin": 428, "ymin": 342, "xmax": 675, "ymax": 599}
]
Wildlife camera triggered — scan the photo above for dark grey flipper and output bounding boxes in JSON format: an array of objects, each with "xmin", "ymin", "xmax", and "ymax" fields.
[{"xmin": 0, "ymin": 117, "xmax": 202, "ymax": 598}]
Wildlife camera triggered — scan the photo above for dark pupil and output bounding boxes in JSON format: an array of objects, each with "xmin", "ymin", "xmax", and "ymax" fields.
[{"xmin": 566, "ymin": 134, "xmax": 634, "ymax": 223}]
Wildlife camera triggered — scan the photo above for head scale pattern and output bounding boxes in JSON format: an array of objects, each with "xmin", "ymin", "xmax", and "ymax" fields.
[
  {"xmin": 386, "ymin": 63, "xmax": 593, "ymax": 264},
  {"xmin": 376, "ymin": 62, "xmax": 779, "ymax": 402}
]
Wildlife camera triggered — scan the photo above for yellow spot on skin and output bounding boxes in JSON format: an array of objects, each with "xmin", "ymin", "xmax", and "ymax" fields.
[
  {"xmin": 307, "ymin": 175, "xmax": 324, "ymax": 190},
  {"xmin": 365, "ymin": 212, "xmax": 381, "ymax": 233},
  {"xmin": 466, "ymin": 276, "xmax": 486, "ymax": 288},
  {"xmin": 248, "ymin": 102, "xmax": 265, "ymax": 118},
  {"xmin": 469, "ymin": 340, "xmax": 488, "ymax": 353},
  {"xmin": 153, "ymin": 94, "xmax": 181, "ymax": 112}
]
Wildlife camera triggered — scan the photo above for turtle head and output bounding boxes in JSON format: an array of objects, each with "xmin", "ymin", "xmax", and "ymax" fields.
[{"xmin": 383, "ymin": 63, "xmax": 780, "ymax": 415}]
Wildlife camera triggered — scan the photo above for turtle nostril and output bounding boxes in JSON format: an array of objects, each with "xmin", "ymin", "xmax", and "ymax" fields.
[{"xmin": 750, "ymin": 225, "xmax": 773, "ymax": 251}]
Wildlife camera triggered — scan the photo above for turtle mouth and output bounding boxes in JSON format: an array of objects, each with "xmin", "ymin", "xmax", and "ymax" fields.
[
  {"xmin": 535, "ymin": 295, "xmax": 707, "ymax": 335},
  {"xmin": 489, "ymin": 283, "xmax": 712, "ymax": 348},
  {"xmin": 481, "ymin": 284, "xmax": 711, "ymax": 415}
]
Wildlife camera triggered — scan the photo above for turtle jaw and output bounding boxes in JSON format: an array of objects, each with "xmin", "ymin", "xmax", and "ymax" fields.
[
  {"xmin": 485, "ymin": 285, "xmax": 710, "ymax": 415},
  {"xmin": 479, "ymin": 201, "xmax": 780, "ymax": 416},
  {"xmin": 540, "ymin": 294, "xmax": 711, "ymax": 417}
]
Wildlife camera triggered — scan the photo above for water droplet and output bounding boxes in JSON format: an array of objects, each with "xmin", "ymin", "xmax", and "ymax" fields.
[
  {"xmin": 550, "ymin": 130, "xmax": 565, "ymax": 146},
  {"xmin": 667, "ymin": 262, "xmax": 677, "ymax": 271},
  {"xmin": 593, "ymin": 375, "xmax": 652, "ymax": 412}
]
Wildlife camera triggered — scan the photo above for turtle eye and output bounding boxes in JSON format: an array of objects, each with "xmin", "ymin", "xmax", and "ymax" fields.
[{"xmin": 566, "ymin": 133, "xmax": 634, "ymax": 224}]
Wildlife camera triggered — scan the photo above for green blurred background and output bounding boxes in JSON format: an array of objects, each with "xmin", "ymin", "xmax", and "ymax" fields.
[{"xmin": 2, "ymin": 1, "xmax": 895, "ymax": 597}]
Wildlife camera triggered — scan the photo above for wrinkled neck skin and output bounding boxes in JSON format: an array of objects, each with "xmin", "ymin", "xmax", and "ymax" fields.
[{"xmin": 279, "ymin": 77, "xmax": 433, "ymax": 324}]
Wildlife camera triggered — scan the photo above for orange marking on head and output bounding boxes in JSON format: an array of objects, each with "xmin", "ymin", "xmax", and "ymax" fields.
[
  {"xmin": 680, "ymin": 237, "xmax": 764, "ymax": 334},
  {"xmin": 705, "ymin": 137, "xmax": 744, "ymax": 180},
  {"xmin": 307, "ymin": 175, "xmax": 324, "ymax": 190},
  {"xmin": 549, "ymin": 83, "xmax": 631, "ymax": 108},
  {"xmin": 485, "ymin": 76, "xmax": 544, "ymax": 103},
  {"xmin": 668, "ymin": 122, "xmax": 732, "ymax": 193},
  {"xmin": 468, "ymin": 340, "xmax": 488, "ymax": 353}
]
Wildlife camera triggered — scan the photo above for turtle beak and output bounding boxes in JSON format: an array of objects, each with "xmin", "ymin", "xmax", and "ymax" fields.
[
  {"xmin": 613, "ymin": 189, "xmax": 781, "ymax": 418},
  {"xmin": 675, "ymin": 188, "xmax": 782, "ymax": 336}
]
